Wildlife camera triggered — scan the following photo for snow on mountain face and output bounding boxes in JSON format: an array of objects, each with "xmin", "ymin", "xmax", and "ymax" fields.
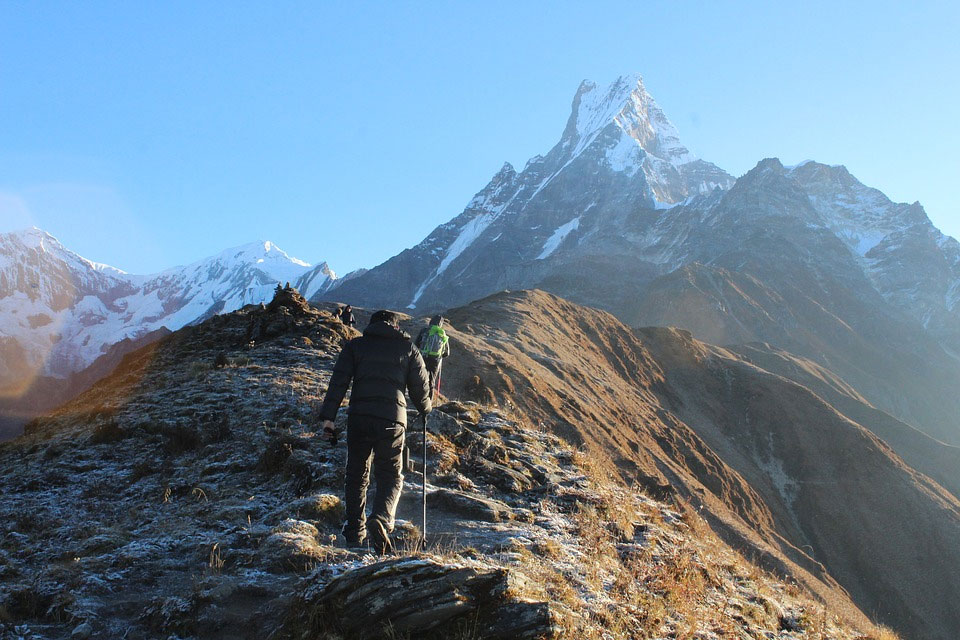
[
  {"xmin": 547, "ymin": 74, "xmax": 720, "ymax": 203},
  {"xmin": 565, "ymin": 74, "xmax": 693, "ymax": 169},
  {"xmin": 788, "ymin": 162, "xmax": 919, "ymax": 256},
  {"xmin": 0, "ymin": 228, "xmax": 336, "ymax": 383},
  {"xmin": 783, "ymin": 161, "xmax": 960, "ymax": 341},
  {"xmin": 334, "ymin": 74, "xmax": 734, "ymax": 313}
]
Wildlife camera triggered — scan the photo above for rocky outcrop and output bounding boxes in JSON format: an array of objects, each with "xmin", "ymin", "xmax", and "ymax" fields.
[{"xmin": 303, "ymin": 557, "xmax": 560, "ymax": 640}]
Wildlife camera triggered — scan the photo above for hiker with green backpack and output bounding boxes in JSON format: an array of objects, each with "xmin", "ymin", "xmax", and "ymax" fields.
[{"xmin": 415, "ymin": 315, "xmax": 450, "ymax": 401}]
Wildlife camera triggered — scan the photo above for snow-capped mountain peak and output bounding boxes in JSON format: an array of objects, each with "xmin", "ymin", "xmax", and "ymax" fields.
[
  {"xmin": 562, "ymin": 74, "xmax": 695, "ymax": 171},
  {"xmin": 189, "ymin": 240, "xmax": 316, "ymax": 284},
  {"xmin": 0, "ymin": 230, "xmax": 337, "ymax": 383},
  {"xmin": 331, "ymin": 73, "xmax": 735, "ymax": 312},
  {"xmin": 233, "ymin": 240, "xmax": 309, "ymax": 267},
  {"xmin": 4, "ymin": 227, "xmax": 127, "ymax": 277}
]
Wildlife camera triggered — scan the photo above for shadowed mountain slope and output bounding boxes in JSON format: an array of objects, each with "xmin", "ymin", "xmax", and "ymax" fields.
[
  {"xmin": 435, "ymin": 289, "xmax": 960, "ymax": 639},
  {"xmin": 728, "ymin": 341, "xmax": 960, "ymax": 500}
]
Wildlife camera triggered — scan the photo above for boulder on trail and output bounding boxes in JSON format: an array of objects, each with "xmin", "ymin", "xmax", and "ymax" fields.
[
  {"xmin": 427, "ymin": 487, "xmax": 515, "ymax": 522},
  {"xmin": 260, "ymin": 519, "xmax": 347, "ymax": 572},
  {"xmin": 309, "ymin": 556, "xmax": 560, "ymax": 639}
]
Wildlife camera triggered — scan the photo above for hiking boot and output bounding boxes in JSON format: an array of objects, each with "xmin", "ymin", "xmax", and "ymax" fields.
[
  {"xmin": 367, "ymin": 519, "xmax": 393, "ymax": 555},
  {"xmin": 343, "ymin": 534, "xmax": 367, "ymax": 551}
]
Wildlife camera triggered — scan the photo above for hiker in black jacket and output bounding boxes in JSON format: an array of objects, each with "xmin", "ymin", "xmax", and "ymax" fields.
[
  {"xmin": 319, "ymin": 309, "xmax": 432, "ymax": 553},
  {"xmin": 338, "ymin": 304, "xmax": 356, "ymax": 329}
]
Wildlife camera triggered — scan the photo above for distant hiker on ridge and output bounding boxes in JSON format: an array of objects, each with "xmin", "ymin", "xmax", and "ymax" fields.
[
  {"xmin": 319, "ymin": 309, "xmax": 432, "ymax": 554},
  {"xmin": 415, "ymin": 315, "xmax": 450, "ymax": 400},
  {"xmin": 338, "ymin": 304, "xmax": 356, "ymax": 329}
]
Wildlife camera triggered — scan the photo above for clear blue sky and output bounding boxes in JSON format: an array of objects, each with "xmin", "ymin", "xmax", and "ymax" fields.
[{"xmin": 1, "ymin": 1, "xmax": 958, "ymax": 275}]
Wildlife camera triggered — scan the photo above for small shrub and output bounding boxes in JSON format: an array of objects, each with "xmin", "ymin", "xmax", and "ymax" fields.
[
  {"xmin": 140, "ymin": 595, "xmax": 196, "ymax": 635},
  {"xmin": 531, "ymin": 538, "xmax": 563, "ymax": 559},
  {"xmin": 163, "ymin": 424, "xmax": 201, "ymax": 455},
  {"xmin": 296, "ymin": 494, "xmax": 345, "ymax": 526},
  {"xmin": 190, "ymin": 361, "xmax": 212, "ymax": 377},
  {"xmin": 213, "ymin": 352, "xmax": 229, "ymax": 368},
  {"xmin": 2, "ymin": 582, "xmax": 69, "ymax": 622},
  {"xmin": 204, "ymin": 413, "xmax": 232, "ymax": 443},
  {"xmin": 90, "ymin": 419, "xmax": 127, "ymax": 444},
  {"xmin": 257, "ymin": 435, "xmax": 305, "ymax": 473},
  {"xmin": 130, "ymin": 459, "xmax": 157, "ymax": 482},
  {"xmin": 208, "ymin": 542, "xmax": 225, "ymax": 573}
]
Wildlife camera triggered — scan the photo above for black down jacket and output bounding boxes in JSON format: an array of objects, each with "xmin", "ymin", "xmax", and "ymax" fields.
[{"xmin": 319, "ymin": 321, "xmax": 432, "ymax": 426}]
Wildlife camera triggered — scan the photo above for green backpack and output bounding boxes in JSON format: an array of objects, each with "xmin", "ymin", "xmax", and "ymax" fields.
[{"xmin": 420, "ymin": 325, "xmax": 448, "ymax": 357}]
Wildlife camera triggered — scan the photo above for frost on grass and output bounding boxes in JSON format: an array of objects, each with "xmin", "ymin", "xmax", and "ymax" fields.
[{"xmin": 0, "ymin": 292, "xmax": 896, "ymax": 640}]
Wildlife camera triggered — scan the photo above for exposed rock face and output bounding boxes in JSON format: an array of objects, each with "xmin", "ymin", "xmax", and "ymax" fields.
[{"xmin": 323, "ymin": 74, "xmax": 732, "ymax": 314}]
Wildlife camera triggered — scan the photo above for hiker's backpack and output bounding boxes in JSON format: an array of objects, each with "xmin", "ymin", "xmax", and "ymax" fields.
[{"xmin": 420, "ymin": 325, "xmax": 448, "ymax": 358}]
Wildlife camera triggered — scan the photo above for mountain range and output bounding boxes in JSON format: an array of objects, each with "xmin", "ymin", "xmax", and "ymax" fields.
[
  {"xmin": 4, "ymin": 73, "xmax": 960, "ymax": 447},
  {"xmin": 322, "ymin": 74, "xmax": 960, "ymax": 446},
  {"xmin": 3, "ymin": 73, "xmax": 960, "ymax": 638}
]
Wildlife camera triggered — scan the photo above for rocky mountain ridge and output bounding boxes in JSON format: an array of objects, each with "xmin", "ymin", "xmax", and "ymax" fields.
[
  {"xmin": 0, "ymin": 288, "xmax": 907, "ymax": 640},
  {"xmin": 436, "ymin": 289, "xmax": 960, "ymax": 640}
]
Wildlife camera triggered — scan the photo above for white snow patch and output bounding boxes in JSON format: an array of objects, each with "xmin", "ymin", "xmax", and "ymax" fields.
[
  {"xmin": 536, "ymin": 217, "xmax": 581, "ymax": 260},
  {"xmin": 604, "ymin": 133, "xmax": 644, "ymax": 175},
  {"xmin": 436, "ymin": 215, "xmax": 494, "ymax": 277},
  {"xmin": 757, "ymin": 434, "xmax": 799, "ymax": 508},
  {"xmin": 409, "ymin": 213, "xmax": 496, "ymax": 308},
  {"xmin": 653, "ymin": 195, "xmax": 695, "ymax": 211},
  {"xmin": 837, "ymin": 228, "xmax": 888, "ymax": 256},
  {"xmin": 947, "ymin": 280, "xmax": 960, "ymax": 312}
]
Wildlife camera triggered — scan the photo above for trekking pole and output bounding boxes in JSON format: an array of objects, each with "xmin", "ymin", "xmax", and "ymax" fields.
[{"xmin": 421, "ymin": 411, "xmax": 428, "ymax": 550}]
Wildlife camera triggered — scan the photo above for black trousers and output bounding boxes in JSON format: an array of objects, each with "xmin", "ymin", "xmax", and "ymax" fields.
[
  {"xmin": 342, "ymin": 414, "xmax": 405, "ymax": 543},
  {"xmin": 424, "ymin": 356, "xmax": 442, "ymax": 398}
]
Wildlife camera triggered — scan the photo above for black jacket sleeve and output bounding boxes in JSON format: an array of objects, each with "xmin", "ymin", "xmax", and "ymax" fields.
[
  {"xmin": 319, "ymin": 340, "xmax": 355, "ymax": 421},
  {"xmin": 406, "ymin": 347, "xmax": 432, "ymax": 415}
]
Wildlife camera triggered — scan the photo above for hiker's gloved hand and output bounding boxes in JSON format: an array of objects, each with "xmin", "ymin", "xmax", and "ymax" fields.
[{"xmin": 321, "ymin": 420, "xmax": 337, "ymax": 444}]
